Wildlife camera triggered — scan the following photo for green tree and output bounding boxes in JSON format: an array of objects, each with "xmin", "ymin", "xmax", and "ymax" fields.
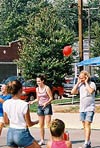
[
  {"xmin": 0, "ymin": 0, "xmax": 30, "ymax": 44},
  {"xmin": 89, "ymin": 0, "xmax": 100, "ymax": 57},
  {"xmin": 90, "ymin": 22, "xmax": 100, "ymax": 77},
  {"xmin": 0, "ymin": 0, "xmax": 76, "ymax": 84},
  {"xmin": 17, "ymin": 0, "xmax": 75, "ymax": 84},
  {"xmin": 91, "ymin": 22, "xmax": 100, "ymax": 57}
]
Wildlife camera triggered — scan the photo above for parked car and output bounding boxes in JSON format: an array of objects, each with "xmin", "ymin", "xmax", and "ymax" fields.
[
  {"xmin": 90, "ymin": 76, "xmax": 100, "ymax": 95},
  {"xmin": 63, "ymin": 76, "xmax": 100, "ymax": 97},
  {"xmin": 0, "ymin": 77, "xmax": 64, "ymax": 101},
  {"xmin": 51, "ymin": 85, "xmax": 64, "ymax": 100},
  {"xmin": 63, "ymin": 77, "xmax": 78, "ymax": 97},
  {"xmin": 21, "ymin": 79, "xmax": 64, "ymax": 101},
  {"xmin": 0, "ymin": 75, "xmax": 25, "ymax": 91},
  {"xmin": 21, "ymin": 79, "xmax": 36, "ymax": 102}
]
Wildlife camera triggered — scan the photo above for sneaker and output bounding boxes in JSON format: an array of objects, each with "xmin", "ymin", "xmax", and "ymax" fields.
[
  {"xmin": 82, "ymin": 143, "xmax": 91, "ymax": 148},
  {"xmin": 38, "ymin": 140, "xmax": 45, "ymax": 146},
  {"xmin": 88, "ymin": 142, "xmax": 91, "ymax": 148}
]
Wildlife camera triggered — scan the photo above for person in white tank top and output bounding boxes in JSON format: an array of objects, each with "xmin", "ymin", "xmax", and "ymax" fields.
[{"xmin": 29, "ymin": 74, "xmax": 53, "ymax": 146}]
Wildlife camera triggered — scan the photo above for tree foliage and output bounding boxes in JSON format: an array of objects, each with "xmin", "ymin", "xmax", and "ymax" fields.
[
  {"xmin": 17, "ymin": 0, "xmax": 75, "ymax": 83},
  {"xmin": 91, "ymin": 22, "xmax": 100, "ymax": 57},
  {"xmin": 0, "ymin": 0, "xmax": 100, "ymax": 82},
  {"xmin": 0, "ymin": 0, "xmax": 29, "ymax": 44}
]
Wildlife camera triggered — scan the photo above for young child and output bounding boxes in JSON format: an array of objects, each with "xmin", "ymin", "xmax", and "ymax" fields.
[
  {"xmin": 3, "ymin": 80, "xmax": 40, "ymax": 148},
  {"xmin": 47, "ymin": 119, "xmax": 72, "ymax": 148},
  {"xmin": 0, "ymin": 84, "xmax": 12, "ymax": 136}
]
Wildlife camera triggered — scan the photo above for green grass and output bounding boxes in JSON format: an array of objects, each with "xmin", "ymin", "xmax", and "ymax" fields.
[
  {"xmin": 54, "ymin": 106, "xmax": 79, "ymax": 113},
  {"xmin": 29, "ymin": 103, "xmax": 38, "ymax": 112},
  {"xmin": 29, "ymin": 95, "xmax": 100, "ymax": 112},
  {"xmin": 52, "ymin": 97, "xmax": 79, "ymax": 104},
  {"xmin": 29, "ymin": 97, "xmax": 79, "ymax": 112},
  {"xmin": 95, "ymin": 94, "xmax": 100, "ymax": 98}
]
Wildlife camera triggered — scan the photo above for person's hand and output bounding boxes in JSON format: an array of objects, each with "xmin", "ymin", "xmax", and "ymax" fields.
[
  {"xmin": 35, "ymin": 120, "xmax": 39, "ymax": 124},
  {"xmin": 42, "ymin": 102, "xmax": 47, "ymax": 108},
  {"xmin": 32, "ymin": 120, "xmax": 39, "ymax": 126},
  {"xmin": 77, "ymin": 77, "xmax": 82, "ymax": 85},
  {"xmin": 85, "ymin": 76, "xmax": 88, "ymax": 84},
  {"xmin": 0, "ymin": 98, "xmax": 4, "ymax": 103},
  {"xmin": 28, "ymin": 101, "xmax": 34, "ymax": 105}
]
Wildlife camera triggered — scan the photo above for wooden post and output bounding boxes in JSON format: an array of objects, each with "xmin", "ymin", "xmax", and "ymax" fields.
[{"xmin": 78, "ymin": 0, "xmax": 83, "ymax": 71}]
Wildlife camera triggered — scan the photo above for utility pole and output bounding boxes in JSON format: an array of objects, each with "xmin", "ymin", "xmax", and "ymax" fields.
[
  {"xmin": 78, "ymin": 0, "xmax": 83, "ymax": 72},
  {"xmin": 83, "ymin": 6, "xmax": 99, "ymax": 74},
  {"xmin": 88, "ymin": 8, "xmax": 91, "ymax": 74}
]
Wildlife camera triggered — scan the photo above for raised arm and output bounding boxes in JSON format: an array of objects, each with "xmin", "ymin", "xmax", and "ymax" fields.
[
  {"xmin": 71, "ymin": 77, "xmax": 81, "ymax": 95},
  {"xmin": 0, "ymin": 98, "xmax": 4, "ymax": 103},
  {"xmin": 85, "ymin": 76, "xmax": 96, "ymax": 94}
]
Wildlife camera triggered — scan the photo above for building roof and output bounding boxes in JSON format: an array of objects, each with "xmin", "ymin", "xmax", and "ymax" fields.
[{"xmin": 0, "ymin": 40, "xmax": 22, "ymax": 62}]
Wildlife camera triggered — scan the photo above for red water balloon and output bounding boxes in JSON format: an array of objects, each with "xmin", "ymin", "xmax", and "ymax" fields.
[
  {"xmin": 63, "ymin": 46, "xmax": 72, "ymax": 57},
  {"xmin": 63, "ymin": 132, "xmax": 69, "ymax": 140}
]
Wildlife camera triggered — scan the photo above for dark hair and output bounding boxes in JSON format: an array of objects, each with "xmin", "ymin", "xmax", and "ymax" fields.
[
  {"xmin": 7, "ymin": 80, "xmax": 22, "ymax": 95},
  {"xmin": 36, "ymin": 74, "xmax": 46, "ymax": 83},
  {"xmin": 50, "ymin": 119, "xmax": 65, "ymax": 137}
]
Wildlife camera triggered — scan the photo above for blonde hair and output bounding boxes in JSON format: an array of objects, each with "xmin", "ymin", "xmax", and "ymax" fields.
[
  {"xmin": 50, "ymin": 119, "xmax": 65, "ymax": 137},
  {"xmin": 80, "ymin": 70, "xmax": 90, "ymax": 81}
]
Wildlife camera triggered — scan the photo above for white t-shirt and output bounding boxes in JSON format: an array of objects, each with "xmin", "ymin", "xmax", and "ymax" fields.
[
  {"xmin": 79, "ymin": 81, "xmax": 96, "ymax": 112},
  {"xmin": 3, "ymin": 99, "xmax": 28, "ymax": 129}
]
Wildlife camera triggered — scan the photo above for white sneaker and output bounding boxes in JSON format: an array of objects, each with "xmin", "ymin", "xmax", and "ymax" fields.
[{"xmin": 38, "ymin": 140, "xmax": 45, "ymax": 146}]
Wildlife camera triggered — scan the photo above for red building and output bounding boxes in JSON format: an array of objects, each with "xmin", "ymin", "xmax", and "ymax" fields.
[{"xmin": 0, "ymin": 40, "xmax": 22, "ymax": 81}]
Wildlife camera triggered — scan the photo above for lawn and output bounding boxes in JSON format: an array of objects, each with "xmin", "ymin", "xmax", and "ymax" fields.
[
  {"xmin": 29, "ymin": 97, "xmax": 79, "ymax": 112},
  {"xmin": 29, "ymin": 95, "xmax": 100, "ymax": 113}
]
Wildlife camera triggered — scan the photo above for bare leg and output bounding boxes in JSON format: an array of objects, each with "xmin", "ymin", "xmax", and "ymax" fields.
[
  {"xmin": 45, "ymin": 115, "xmax": 51, "ymax": 128},
  {"xmin": 0, "ymin": 122, "xmax": 4, "ymax": 136},
  {"xmin": 82, "ymin": 121, "xmax": 91, "ymax": 142},
  {"xmin": 25, "ymin": 140, "xmax": 40, "ymax": 148},
  {"xmin": 84, "ymin": 121, "xmax": 91, "ymax": 142},
  {"xmin": 7, "ymin": 141, "xmax": 40, "ymax": 148},
  {"xmin": 45, "ymin": 115, "xmax": 52, "ymax": 140},
  {"xmin": 38, "ymin": 116, "xmax": 45, "ymax": 141}
]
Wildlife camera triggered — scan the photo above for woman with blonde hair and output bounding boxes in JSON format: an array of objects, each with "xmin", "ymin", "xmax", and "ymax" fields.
[{"xmin": 71, "ymin": 70, "xmax": 96, "ymax": 148}]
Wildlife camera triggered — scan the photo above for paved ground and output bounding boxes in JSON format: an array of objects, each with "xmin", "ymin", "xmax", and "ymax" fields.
[
  {"xmin": 0, "ymin": 102, "xmax": 100, "ymax": 148},
  {"xmin": 1, "ymin": 127, "xmax": 100, "ymax": 148},
  {"xmin": 29, "ymin": 111, "xmax": 100, "ymax": 130},
  {"xmin": 51, "ymin": 104, "xmax": 100, "ymax": 129}
]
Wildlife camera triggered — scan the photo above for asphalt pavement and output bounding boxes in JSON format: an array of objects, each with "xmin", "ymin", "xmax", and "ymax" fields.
[
  {"xmin": 1, "ymin": 126, "xmax": 100, "ymax": 148},
  {"xmin": 0, "ymin": 102, "xmax": 100, "ymax": 148}
]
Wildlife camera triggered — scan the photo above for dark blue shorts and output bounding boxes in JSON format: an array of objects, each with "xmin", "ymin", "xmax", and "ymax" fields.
[
  {"xmin": 7, "ymin": 128, "xmax": 34, "ymax": 147},
  {"xmin": 80, "ymin": 111, "xmax": 94, "ymax": 122},
  {"xmin": 37, "ymin": 104, "xmax": 53, "ymax": 116}
]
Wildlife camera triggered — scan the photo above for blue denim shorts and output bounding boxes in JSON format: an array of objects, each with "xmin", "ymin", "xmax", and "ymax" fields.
[
  {"xmin": 7, "ymin": 128, "xmax": 34, "ymax": 147},
  {"xmin": 37, "ymin": 104, "xmax": 53, "ymax": 116},
  {"xmin": 80, "ymin": 111, "xmax": 94, "ymax": 122}
]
